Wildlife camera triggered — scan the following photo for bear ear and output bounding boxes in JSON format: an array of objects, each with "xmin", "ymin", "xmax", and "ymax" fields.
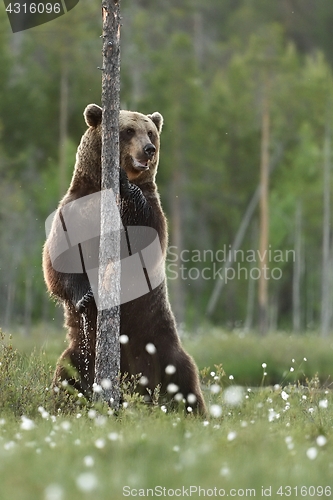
[
  {"xmin": 147, "ymin": 112, "xmax": 164, "ymax": 134},
  {"xmin": 84, "ymin": 104, "xmax": 102, "ymax": 128}
]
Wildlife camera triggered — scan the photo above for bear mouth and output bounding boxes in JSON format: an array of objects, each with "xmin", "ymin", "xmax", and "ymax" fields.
[{"xmin": 132, "ymin": 157, "xmax": 150, "ymax": 171}]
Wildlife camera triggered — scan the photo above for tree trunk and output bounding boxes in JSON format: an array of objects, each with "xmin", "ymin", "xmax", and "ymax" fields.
[
  {"xmin": 293, "ymin": 203, "xmax": 302, "ymax": 333},
  {"xmin": 244, "ymin": 222, "xmax": 258, "ymax": 331},
  {"xmin": 23, "ymin": 269, "xmax": 33, "ymax": 336},
  {"xmin": 321, "ymin": 118, "xmax": 331, "ymax": 337},
  {"xmin": 258, "ymin": 81, "xmax": 270, "ymax": 336},
  {"xmin": 58, "ymin": 60, "xmax": 69, "ymax": 198},
  {"xmin": 94, "ymin": 0, "xmax": 121, "ymax": 409}
]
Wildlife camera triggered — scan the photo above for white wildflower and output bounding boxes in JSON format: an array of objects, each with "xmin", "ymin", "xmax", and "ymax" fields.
[
  {"xmin": 44, "ymin": 484, "xmax": 64, "ymax": 500},
  {"xmin": 209, "ymin": 404, "xmax": 222, "ymax": 418},
  {"xmin": 306, "ymin": 447, "xmax": 318, "ymax": 460},
  {"xmin": 108, "ymin": 432, "xmax": 119, "ymax": 441},
  {"xmin": 94, "ymin": 438, "xmax": 105, "ymax": 449},
  {"xmin": 316, "ymin": 435, "xmax": 327, "ymax": 447},
  {"xmin": 101, "ymin": 378, "xmax": 112, "ymax": 390},
  {"xmin": 76, "ymin": 472, "xmax": 98, "ymax": 492},
  {"xmin": 20, "ymin": 416, "xmax": 35, "ymax": 431},
  {"xmin": 92, "ymin": 383, "xmax": 102, "ymax": 394},
  {"xmin": 145, "ymin": 343, "xmax": 156, "ymax": 354},
  {"xmin": 281, "ymin": 391, "xmax": 289, "ymax": 401},
  {"xmin": 227, "ymin": 431, "xmax": 237, "ymax": 441},
  {"xmin": 119, "ymin": 335, "xmax": 129, "ymax": 344},
  {"xmin": 223, "ymin": 386, "xmax": 244, "ymax": 406},
  {"xmin": 60, "ymin": 421, "xmax": 71, "ymax": 432},
  {"xmin": 84, "ymin": 456, "xmax": 95, "ymax": 467},
  {"xmin": 210, "ymin": 384, "xmax": 221, "ymax": 394},
  {"xmin": 319, "ymin": 399, "xmax": 328, "ymax": 409},
  {"xmin": 139, "ymin": 376, "xmax": 148, "ymax": 386},
  {"xmin": 220, "ymin": 466, "xmax": 230, "ymax": 477},
  {"xmin": 187, "ymin": 393, "xmax": 197, "ymax": 404},
  {"xmin": 167, "ymin": 383, "xmax": 179, "ymax": 394},
  {"xmin": 165, "ymin": 364, "xmax": 176, "ymax": 375}
]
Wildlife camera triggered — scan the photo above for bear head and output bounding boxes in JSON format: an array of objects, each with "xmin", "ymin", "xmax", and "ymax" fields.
[{"xmin": 81, "ymin": 103, "xmax": 163, "ymax": 188}]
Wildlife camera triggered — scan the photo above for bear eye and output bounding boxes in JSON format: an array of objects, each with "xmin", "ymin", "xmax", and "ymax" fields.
[
  {"xmin": 148, "ymin": 130, "xmax": 153, "ymax": 139},
  {"xmin": 127, "ymin": 128, "xmax": 135, "ymax": 136}
]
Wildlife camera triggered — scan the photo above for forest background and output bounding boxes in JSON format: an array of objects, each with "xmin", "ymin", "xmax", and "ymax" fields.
[{"xmin": 1, "ymin": 0, "xmax": 333, "ymax": 337}]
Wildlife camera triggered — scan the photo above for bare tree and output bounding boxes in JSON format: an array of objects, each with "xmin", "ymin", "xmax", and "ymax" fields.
[
  {"xmin": 258, "ymin": 79, "xmax": 270, "ymax": 336},
  {"xmin": 321, "ymin": 115, "xmax": 332, "ymax": 338},
  {"xmin": 94, "ymin": 0, "xmax": 121, "ymax": 409},
  {"xmin": 293, "ymin": 203, "xmax": 302, "ymax": 333}
]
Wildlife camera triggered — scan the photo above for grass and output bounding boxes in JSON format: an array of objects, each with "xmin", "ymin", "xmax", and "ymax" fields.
[{"xmin": 1, "ymin": 327, "xmax": 333, "ymax": 500}]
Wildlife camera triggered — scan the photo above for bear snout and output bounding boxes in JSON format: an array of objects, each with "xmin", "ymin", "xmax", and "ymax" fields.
[{"xmin": 143, "ymin": 143, "xmax": 156, "ymax": 159}]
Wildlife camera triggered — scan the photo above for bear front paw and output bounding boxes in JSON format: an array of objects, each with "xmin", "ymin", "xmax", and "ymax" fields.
[{"xmin": 75, "ymin": 289, "xmax": 95, "ymax": 313}]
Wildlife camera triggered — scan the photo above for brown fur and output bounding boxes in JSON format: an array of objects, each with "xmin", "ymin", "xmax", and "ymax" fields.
[{"xmin": 43, "ymin": 104, "xmax": 206, "ymax": 415}]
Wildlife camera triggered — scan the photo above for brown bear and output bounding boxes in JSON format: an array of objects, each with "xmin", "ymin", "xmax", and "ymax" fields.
[{"xmin": 43, "ymin": 104, "xmax": 206, "ymax": 415}]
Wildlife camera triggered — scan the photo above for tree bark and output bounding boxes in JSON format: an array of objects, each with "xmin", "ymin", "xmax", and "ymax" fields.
[
  {"xmin": 293, "ymin": 203, "xmax": 302, "ymax": 333},
  {"xmin": 321, "ymin": 117, "xmax": 331, "ymax": 337},
  {"xmin": 94, "ymin": 0, "xmax": 121, "ymax": 409},
  {"xmin": 258, "ymin": 80, "xmax": 270, "ymax": 336},
  {"xmin": 58, "ymin": 60, "xmax": 69, "ymax": 198}
]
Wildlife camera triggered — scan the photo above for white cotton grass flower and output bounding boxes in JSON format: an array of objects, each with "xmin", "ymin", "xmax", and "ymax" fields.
[
  {"xmin": 281, "ymin": 391, "xmax": 289, "ymax": 401},
  {"xmin": 119, "ymin": 335, "xmax": 129, "ymax": 344},
  {"xmin": 92, "ymin": 383, "xmax": 103, "ymax": 394},
  {"xmin": 94, "ymin": 438, "xmax": 105, "ymax": 449},
  {"xmin": 88, "ymin": 409, "xmax": 97, "ymax": 420},
  {"xmin": 262, "ymin": 363, "xmax": 267, "ymax": 369},
  {"xmin": 76, "ymin": 472, "xmax": 98, "ymax": 492},
  {"xmin": 165, "ymin": 364, "xmax": 176, "ymax": 375},
  {"xmin": 145, "ymin": 343, "xmax": 156, "ymax": 354},
  {"xmin": 306, "ymin": 447, "xmax": 318, "ymax": 460},
  {"xmin": 316, "ymin": 435, "xmax": 327, "ymax": 447},
  {"xmin": 290, "ymin": 367, "xmax": 295, "ymax": 372},
  {"xmin": 209, "ymin": 404, "xmax": 222, "ymax": 418},
  {"xmin": 167, "ymin": 383, "xmax": 179, "ymax": 394},
  {"xmin": 227, "ymin": 431, "xmax": 237, "ymax": 441},
  {"xmin": 20, "ymin": 416, "xmax": 35, "ymax": 431},
  {"xmin": 44, "ymin": 484, "xmax": 64, "ymax": 500},
  {"xmin": 228, "ymin": 375, "xmax": 234, "ymax": 380},
  {"xmin": 4, "ymin": 441, "xmax": 16, "ymax": 451},
  {"xmin": 210, "ymin": 384, "xmax": 221, "ymax": 395},
  {"xmin": 139, "ymin": 376, "xmax": 149, "ymax": 386},
  {"xmin": 223, "ymin": 386, "xmax": 244, "ymax": 407},
  {"xmin": 60, "ymin": 421, "xmax": 71, "ymax": 432},
  {"xmin": 0, "ymin": 418, "xmax": 6, "ymax": 426},
  {"xmin": 174, "ymin": 393, "xmax": 184, "ymax": 402},
  {"xmin": 94, "ymin": 416, "xmax": 107, "ymax": 427},
  {"xmin": 319, "ymin": 399, "xmax": 328, "ymax": 409},
  {"xmin": 187, "ymin": 393, "xmax": 197, "ymax": 404},
  {"xmin": 220, "ymin": 465, "xmax": 230, "ymax": 477},
  {"xmin": 161, "ymin": 405, "xmax": 167, "ymax": 413},
  {"xmin": 108, "ymin": 432, "xmax": 119, "ymax": 441},
  {"xmin": 83, "ymin": 456, "xmax": 95, "ymax": 467},
  {"xmin": 101, "ymin": 378, "xmax": 112, "ymax": 390}
]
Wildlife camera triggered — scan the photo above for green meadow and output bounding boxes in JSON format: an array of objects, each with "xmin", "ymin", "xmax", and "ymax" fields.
[{"xmin": 0, "ymin": 328, "xmax": 332, "ymax": 500}]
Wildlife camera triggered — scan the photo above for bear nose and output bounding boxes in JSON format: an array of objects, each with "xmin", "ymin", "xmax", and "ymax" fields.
[{"xmin": 144, "ymin": 143, "xmax": 156, "ymax": 158}]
